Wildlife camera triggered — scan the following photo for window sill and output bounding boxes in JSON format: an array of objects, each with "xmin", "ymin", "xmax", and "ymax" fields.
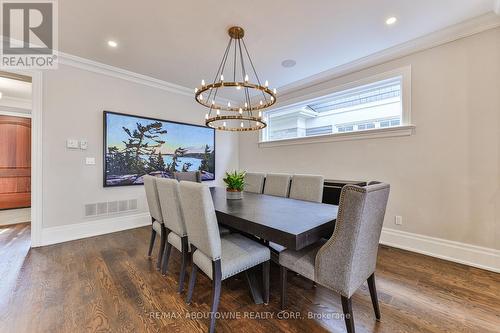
[{"xmin": 258, "ymin": 125, "xmax": 416, "ymax": 148}]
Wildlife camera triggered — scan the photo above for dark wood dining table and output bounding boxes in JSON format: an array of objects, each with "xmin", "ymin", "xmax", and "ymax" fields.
[{"xmin": 209, "ymin": 187, "xmax": 339, "ymax": 304}]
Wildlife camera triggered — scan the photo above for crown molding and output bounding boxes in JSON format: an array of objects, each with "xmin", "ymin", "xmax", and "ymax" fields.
[
  {"xmin": 57, "ymin": 52, "xmax": 194, "ymax": 97},
  {"xmin": 278, "ymin": 12, "xmax": 500, "ymax": 97}
]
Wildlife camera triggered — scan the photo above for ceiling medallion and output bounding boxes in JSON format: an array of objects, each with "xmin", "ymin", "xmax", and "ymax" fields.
[{"xmin": 195, "ymin": 26, "xmax": 276, "ymax": 131}]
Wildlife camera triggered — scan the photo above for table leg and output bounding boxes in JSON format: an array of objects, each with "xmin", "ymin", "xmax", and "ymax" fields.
[{"xmin": 244, "ymin": 266, "xmax": 263, "ymax": 304}]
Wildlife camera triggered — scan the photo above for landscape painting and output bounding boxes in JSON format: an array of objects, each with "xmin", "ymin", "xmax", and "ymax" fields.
[{"xmin": 103, "ymin": 111, "xmax": 215, "ymax": 186}]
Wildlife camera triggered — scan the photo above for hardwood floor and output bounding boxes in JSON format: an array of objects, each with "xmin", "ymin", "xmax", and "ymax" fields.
[{"xmin": 1, "ymin": 223, "xmax": 499, "ymax": 333}]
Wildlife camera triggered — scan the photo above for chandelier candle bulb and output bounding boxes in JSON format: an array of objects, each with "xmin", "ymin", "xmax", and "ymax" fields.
[
  {"xmin": 273, "ymin": 88, "xmax": 277, "ymax": 94},
  {"xmin": 244, "ymin": 102, "xmax": 248, "ymax": 108},
  {"xmin": 220, "ymin": 74, "xmax": 224, "ymax": 81},
  {"xmin": 201, "ymin": 79, "xmax": 205, "ymax": 86},
  {"xmin": 265, "ymin": 80, "xmax": 269, "ymax": 87},
  {"xmin": 260, "ymin": 100, "xmax": 263, "ymax": 106},
  {"xmin": 239, "ymin": 108, "xmax": 243, "ymax": 114},
  {"xmin": 227, "ymin": 101, "xmax": 231, "ymax": 107},
  {"xmin": 244, "ymin": 74, "xmax": 249, "ymax": 82},
  {"xmin": 223, "ymin": 121, "xmax": 226, "ymax": 127},
  {"xmin": 195, "ymin": 88, "xmax": 198, "ymax": 93},
  {"xmin": 258, "ymin": 111, "xmax": 262, "ymax": 118},
  {"xmin": 216, "ymin": 109, "xmax": 220, "ymax": 115},
  {"xmin": 205, "ymin": 114, "xmax": 208, "ymax": 120},
  {"xmin": 240, "ymin": 122, "xmax": 244, "ymax": 128}
]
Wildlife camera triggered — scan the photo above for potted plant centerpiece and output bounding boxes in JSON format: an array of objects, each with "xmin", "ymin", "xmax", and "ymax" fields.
[{"xmin": 223, "ymin": 170, "xmax": 245, "ymax": 200}]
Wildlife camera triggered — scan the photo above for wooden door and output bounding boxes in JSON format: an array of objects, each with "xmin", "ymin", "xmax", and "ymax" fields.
[{"xmin": 0, "ymin": 115, "xmax": 31, "ymax": 210}]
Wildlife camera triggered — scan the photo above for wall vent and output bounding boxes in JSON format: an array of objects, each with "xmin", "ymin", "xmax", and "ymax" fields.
[
  {"xmin": 128, "ymin": 199, "xmax": 138, "ymax": 210},
  {"xmin": 108, "ymin": 201, "xmax": 118, "ymax": 214},
  {"xmin": 97, "ymin": 202, "xmax": 108, "ymax": 215},
  {"xmin": 84, "ymin": 199, "xmax": 138, "ymax": 218},
  {"xmin": 118, "ymin": 200, "xmax": 128, "ymax": 212},
  {"xmin": 84, "ymin": 204, "xmax": 97, "ymax": 217}
]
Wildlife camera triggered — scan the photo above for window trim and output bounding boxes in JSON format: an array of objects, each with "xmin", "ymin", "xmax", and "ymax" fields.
[{"xmin": 259, "ymin": 66, "xmax": 413, "ymax": 146}]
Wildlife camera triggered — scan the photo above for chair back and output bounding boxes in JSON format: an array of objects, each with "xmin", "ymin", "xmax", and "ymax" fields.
[
  {"xmin": 315, "ymin": 182, "xmax": 390, "ymax": 298},
  {"xmin": 179, "ymin": 181, "xmax": 221, "ymax": 260},
  {"xmin": 244, "ymin": 172, "xmax": 266, "ymax": 194},
  {"xmin": 174, "ymin": 171, "xmax": 201, "ymax": 183},
  {"xmin": 289, "ymin": 174, "xmax": 324, "ymax": 202},
  {"xmin": 263, "ymin": 173, "xmax": 291, "ymax": 197},
  {"xmin": 144, "ymin": 175, "xmax": 163, "ymax": 223},
  {"xmin": 156, "ymin": 178, "xmax": 187, "ymax": 237}
]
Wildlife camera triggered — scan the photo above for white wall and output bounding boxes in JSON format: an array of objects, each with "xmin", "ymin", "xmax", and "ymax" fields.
[
  {"xmin": 42, "ymin": 64, "xmax": 239, "ymax": 229},
  {"xmin": 239, "ymin": 27, "xmax": 500, "ymax": 251}
]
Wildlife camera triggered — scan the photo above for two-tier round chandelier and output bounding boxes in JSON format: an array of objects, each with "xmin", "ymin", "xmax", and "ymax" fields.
[{"xmin": 195, "ymin": 26, "xmax": 276, "ymax": 131}]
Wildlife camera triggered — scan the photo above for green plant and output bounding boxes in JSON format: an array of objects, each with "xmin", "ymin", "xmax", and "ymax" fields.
[{"xmin": 223, "ymin": 170, "xmax": 246, "ymax": 191}]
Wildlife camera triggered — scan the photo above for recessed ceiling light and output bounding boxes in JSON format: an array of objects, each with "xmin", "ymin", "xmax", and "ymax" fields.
[
  {"xmin": 281, "ymin": 59, "xmax": 296, "ymax": 68},
  {"xmin": 385, "ymin": 17, "xmax": 397, "ymax": 25},
  {"xmin": 107, "ymin": 40, "xmax": 118, "ymax": 48}
]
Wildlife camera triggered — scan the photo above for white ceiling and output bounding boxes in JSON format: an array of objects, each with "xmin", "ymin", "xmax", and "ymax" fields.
[{"xmin": 59, "ymin": 0, "xmax": 498, "ymax": 92}]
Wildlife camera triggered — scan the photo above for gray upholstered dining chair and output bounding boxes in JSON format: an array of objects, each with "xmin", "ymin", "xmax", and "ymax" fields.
[
  {"xmin": 279, "ymin": 182, "xmax": 390, "ymax": 333},
  {"xmin": 244, "ymin": 172, "xmax": 266, "ymax": 193},
  {"xmin": 144, "ymin": 175, "xmax": 167, "ymax": 269},
  {"xmin": 289, "ymin": 174, "xmax": 324, "ymax": 202},
  {"xmin": 179, "ymin": 181, "xmax": 271, "ymax": 333},
  {"xmin": 173, "ymin": 171, "xmax": 201, "ymax": 182},
  {"xmin": 269, "ymin": 174, "xmax": 325, "ymax": 257},
  {"xmin": 263, "ymin": 173, "xmax": 291, "ymax": 197},
  {"xmin": 156, "ymin": 178, "xmax": 190, "ymax": 292}
]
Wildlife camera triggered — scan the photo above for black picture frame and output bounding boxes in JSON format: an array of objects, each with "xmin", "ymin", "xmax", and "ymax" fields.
[{"xmin": 103, "ymin": 111, "xmax": 216, "ymax": 187}]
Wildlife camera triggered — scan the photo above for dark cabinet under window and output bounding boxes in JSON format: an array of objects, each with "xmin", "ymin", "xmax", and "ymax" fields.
[{"xmin": 322, "ymin": 180, "xmax": 367, "ymax": 205}]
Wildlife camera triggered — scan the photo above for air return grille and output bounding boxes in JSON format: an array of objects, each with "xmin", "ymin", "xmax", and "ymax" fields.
[{"xmin": 84, "ymin": 199, "xmax": 138, "ymax": 217}]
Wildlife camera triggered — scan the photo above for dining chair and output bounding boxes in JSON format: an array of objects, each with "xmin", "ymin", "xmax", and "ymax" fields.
[
  {"xmin": 263, "ymin": 173, "xmax": 291, "ymax": 197},
  {"xmin": 173, "ymin": 171, "xmax": 201, "ymax": 182},
  {"xmin": 279, "ymin": 182, "xmax": 390, "ymax": 333},
  {"xmin": 289, "ymin": 174, "xmax": 324, "ymax": 202},
  {"xmin": 156, "ymin": 178, "xmax": 190, "ymax": 292},
  {"xmin": 179, "ymin": 181, "xmax": 271, "ymax": 333},
  {"xmin": 244, "ymin": 172, "xmax": 266, "ymax": 193},
  {"xmin": 144, "ymin": 175, "xmax": 167, "ymax": 269}
]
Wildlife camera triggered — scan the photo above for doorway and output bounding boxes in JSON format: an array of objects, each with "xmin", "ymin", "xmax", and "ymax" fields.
[{"xmin": 0, "ymin": 72, "xmax": 32, "ymax": 227}]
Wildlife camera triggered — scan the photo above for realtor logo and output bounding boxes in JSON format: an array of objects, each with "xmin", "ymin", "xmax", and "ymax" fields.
[{"xmin": 0, "ymin": 0, "xmax": 58, "ymax": 69}]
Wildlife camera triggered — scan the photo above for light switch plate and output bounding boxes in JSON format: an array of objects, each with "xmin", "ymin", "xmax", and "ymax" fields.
[
  {"xmin": 67, "ymin": 139, "xmax": 79, "ymax": 149},
  {"xmin": 85, "ymin": 157, "xmax": 96, "ymax": 165},
  {"xmin": 80, "ymin": 140, "xmax": 88, "ymax": 150}
]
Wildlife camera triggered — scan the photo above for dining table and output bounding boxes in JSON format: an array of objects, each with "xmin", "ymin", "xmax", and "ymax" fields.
[{"xmin": 209, "ymin": 186, "xmax": 339, "ymax": 304}]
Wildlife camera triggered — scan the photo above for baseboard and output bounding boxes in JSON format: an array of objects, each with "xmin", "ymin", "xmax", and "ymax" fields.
[
  {"xmin": 39, "ymin": 212, "xmax": 151, "ymax": 246},
  {"xmin": 0, "ymin": 208, "xmax": 31, "ymax": 226},
  {"xmin": 380, "ymin": 228, "xmax": 500, "ymax": 273}
]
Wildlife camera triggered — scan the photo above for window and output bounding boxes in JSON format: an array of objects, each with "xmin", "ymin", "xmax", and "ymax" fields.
[{"xmin": 261, "ymin": 68, "xmax": 411, "ymax": 144}]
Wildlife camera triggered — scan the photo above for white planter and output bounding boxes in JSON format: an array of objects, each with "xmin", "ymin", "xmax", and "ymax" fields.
[{"xmin": 226, "ymin": 190, "xmax": 243, "ymax": 200}]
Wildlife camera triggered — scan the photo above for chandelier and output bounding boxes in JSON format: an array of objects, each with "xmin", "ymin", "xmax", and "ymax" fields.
[{"xmin": 195, "ymin": 26, "xmax": 276, "ymax": 131}]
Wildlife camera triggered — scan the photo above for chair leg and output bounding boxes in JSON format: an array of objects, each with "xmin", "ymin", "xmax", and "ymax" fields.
[
  {"xmin": 280, "ymin": 266, "xmax": 287, "ymax": 310},
  {"xmin": 367, "ymin": 273, "xmax": 381, "ymax": 321},
  {"xmin": 186, "ymin": 263, "xmax": 198, "ymax": 304},
  {"xmin": 262, "ymin": 261, "xmax": 270, "ymax": 305},
  {"xmin": 341, "ymin": 296, "xmax": 355, "ymax": 333},
  {"xmin": 178, "ymin": 236, "xmax": 189, "ymax": 293},
  {"xmin": 147, "ymin": 229, "xmax": 156, "ymax": 257},
  {"xmin": 161, "ymin": 242, "xmax": 172, "ymax": 275},
  {"xmin": 157, "ymin": 226, "xmax": 166, "ymax": 270},
  {"xmin": 209, "ymin": 260, "xmax": 222, "ymax": 333}
]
